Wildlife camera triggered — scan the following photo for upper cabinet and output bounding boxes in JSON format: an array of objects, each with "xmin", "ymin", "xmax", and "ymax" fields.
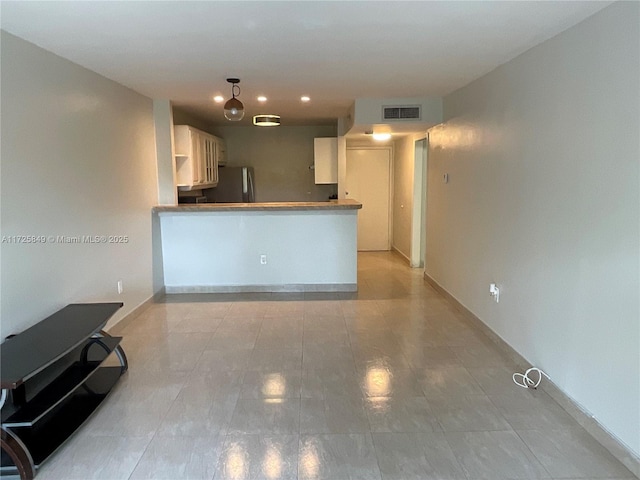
[
  {"xmin": 314, "ymin": 137, "xmax": 338, "ymax": 184},
  {"xmin": 174, "ymin": 125, "xmax": 225, "ymax": 190}
]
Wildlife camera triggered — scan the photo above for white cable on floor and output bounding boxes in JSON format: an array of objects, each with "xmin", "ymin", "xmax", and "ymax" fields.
[{"xmin": 513, "ymin": 367, "xmax": 550, "ymax": 389}]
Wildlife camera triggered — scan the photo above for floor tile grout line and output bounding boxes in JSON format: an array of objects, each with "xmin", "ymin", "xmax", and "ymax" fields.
[
  {"xmin": 511, "ymin": 428, "xmax": 555, "ymax": 479},
  {"xmin": 439, "ymin": 430, "xmax": 474, "ymax": 480},
  {"xmin": 125, "ymin": 362, "xmax": 193, "ymax": 480}
]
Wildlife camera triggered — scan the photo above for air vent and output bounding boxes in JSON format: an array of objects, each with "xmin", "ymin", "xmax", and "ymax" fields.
[{"xmin": 382, "ymin": 105, "xmax": 421, "ymax": 121}]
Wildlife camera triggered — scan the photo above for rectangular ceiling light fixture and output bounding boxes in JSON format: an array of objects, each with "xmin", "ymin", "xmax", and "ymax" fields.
[{"xmin": 253, "ymin": 114, "xmax": 280, "ymax": 126}]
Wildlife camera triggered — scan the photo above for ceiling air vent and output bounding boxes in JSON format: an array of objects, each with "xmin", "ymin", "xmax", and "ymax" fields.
[{"xmin": 382, "ymin": 105, "xmax": 421, "ymax": 121}]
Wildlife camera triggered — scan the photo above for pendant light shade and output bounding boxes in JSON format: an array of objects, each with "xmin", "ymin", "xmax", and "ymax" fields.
[{"xmin": 223, "ymin": 78, "xmax": 244, "ymax": 121}]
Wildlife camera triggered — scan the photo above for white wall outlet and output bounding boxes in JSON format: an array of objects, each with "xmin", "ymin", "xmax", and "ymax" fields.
[
  {"xmin": 260, "ymin": 254, "xmax": 267, "ymax": 265},
  {"xmin": 117, "ymin": 280, "xmax": 123, "ymax": 294},
  {"xmin": 489, "ymin": 283, "xmax": 500, "ymax": 303}
]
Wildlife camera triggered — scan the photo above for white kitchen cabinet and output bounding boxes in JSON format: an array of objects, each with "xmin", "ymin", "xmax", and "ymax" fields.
[
  {"xmin": 314, "ymin": 137, "xmax": 338, "ymax": 184},
  {"xmin": 174, "ymin": 125, "xmax": 222, "ymax": 190}
]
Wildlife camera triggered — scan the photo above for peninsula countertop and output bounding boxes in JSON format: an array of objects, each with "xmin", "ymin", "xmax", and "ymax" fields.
[{"xmin": 153, "ymin": 199, "xmax": 362, "ymax": 213}]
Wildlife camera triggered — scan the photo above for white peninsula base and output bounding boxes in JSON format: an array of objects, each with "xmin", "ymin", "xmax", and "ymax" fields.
[{"xmin": 155, "ymin": 201, "xmax": 362, "ymax": 293}]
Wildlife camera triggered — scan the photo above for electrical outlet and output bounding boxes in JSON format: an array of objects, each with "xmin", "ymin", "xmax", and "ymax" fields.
[
  {"xmin": 260, "ymin": 254, "xmax": 267, "ymax": 265},
  {"xmin": 489, "ymin": 283, "xmax": 500, "ymax": 303},
  {"xmin": 117, "ymin": 280, "xmax": 123, "ymax": 294}
]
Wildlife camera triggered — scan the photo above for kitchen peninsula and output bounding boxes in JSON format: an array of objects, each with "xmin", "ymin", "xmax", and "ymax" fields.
[{"xmin": 154, "ymin": 200, "xmax": 362, "ymax": 293}]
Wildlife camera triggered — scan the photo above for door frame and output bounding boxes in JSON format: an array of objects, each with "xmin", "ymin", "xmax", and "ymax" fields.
[
  {"xmin": 410, "ymin": 136, "xmax": 428, "ymax": 267},
  {"xmin": 346, "ymin": 146, "xmax": 394, "ymax": 251}
]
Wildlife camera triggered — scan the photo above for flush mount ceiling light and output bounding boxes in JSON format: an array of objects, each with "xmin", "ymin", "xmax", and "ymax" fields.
[
  {"xmin": 365, "ymin": 130, "xmax": 392, "ymax": 141},
  {"xmin": 257, "ymin": 95, "xmax": 267, "ymax": 102},
  {"xmin": 253, "ymin": 114, "xmax": 281, "ymax": 127},
  {"xmin": 300, "ymin": 96, "xmax": 310, "ymax": 102},
  {"xmin": 213, "ymin": 95, "xmax": 224, "ymax": 103},
  {"xmin": 223, "ymin": 78, "xmax": 244, "ymax": 121},
  {"xmin": 372, "ymin": 132, "xmax": 392, "ymax": 141}
]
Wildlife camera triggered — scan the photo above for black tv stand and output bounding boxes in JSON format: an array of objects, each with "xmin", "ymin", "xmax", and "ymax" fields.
[{"xmin": 0, "ymin": 303, "xmax": 127, "ymax": 479}]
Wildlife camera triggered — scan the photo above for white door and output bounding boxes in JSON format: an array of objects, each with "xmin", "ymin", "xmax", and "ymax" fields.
[{"xmin": 346, "ymin": 148, "xmax": 391, "ymax": 251}]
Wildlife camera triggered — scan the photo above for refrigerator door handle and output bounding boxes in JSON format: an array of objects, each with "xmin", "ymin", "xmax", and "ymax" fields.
[
  {"xmin": 248, "ymin": 170, "xmax": 255, "ymax": 202},
  {"xmin": 242, "ymin": 168, "xmax": 248, "ymax": 195}
]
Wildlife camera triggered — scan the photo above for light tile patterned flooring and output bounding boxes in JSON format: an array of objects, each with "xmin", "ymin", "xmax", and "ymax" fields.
[{"xmin": 36, "ymin": 252, "xmax": 635, "ymax": 480}]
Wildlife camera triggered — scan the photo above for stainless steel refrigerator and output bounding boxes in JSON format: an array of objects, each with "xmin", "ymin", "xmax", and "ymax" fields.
[{"xmin": 205, "ymin": 166, "xmax": 255, "ymax": 203}]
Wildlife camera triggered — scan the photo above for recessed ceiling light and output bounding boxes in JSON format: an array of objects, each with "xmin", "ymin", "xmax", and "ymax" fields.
[
  {"xmin": 300, "ymin": 96, "xmax": 310, "ymax": 102},
  {"xmin": 257, "ymin": 96, "xmax": 267, "ymax": 102},
  {"xmin": 372, "ymin": 132, "xmax": 392, "ymax": 141},
  {"xmin": 213, "ymin": 95, "xmax": 224, "ymax": 103}
]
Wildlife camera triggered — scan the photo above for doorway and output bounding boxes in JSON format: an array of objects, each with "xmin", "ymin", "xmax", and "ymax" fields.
[{"xmin": 345, "ymin": 147, "xmax": 392, "ymax": 251}]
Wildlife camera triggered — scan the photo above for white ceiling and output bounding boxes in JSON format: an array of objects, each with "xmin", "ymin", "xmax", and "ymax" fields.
[{"xmin": 1, "ymin": 1, "xmax": 611, "ymax": 127}]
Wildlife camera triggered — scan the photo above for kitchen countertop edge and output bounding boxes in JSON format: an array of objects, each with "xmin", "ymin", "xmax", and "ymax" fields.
[{"xmin": 153, "ymin": 199, "xmax": 362, "ymax": 213}]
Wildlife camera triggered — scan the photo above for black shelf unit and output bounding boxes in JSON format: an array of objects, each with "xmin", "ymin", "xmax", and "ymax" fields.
[{"xmin": 0, "ymin": 303, "xmax": 127, "ymax": 480}]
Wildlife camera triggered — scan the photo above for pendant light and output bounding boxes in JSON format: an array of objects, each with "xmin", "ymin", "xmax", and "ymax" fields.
[{"xmin": 223, "ymin": 78, "xmax": 244, "ymax": 121}]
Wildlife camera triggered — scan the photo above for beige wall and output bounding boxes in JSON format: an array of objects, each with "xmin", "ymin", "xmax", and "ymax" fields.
[
  {"xmin": 210, "ymin": 126, "xmax": 338, "ymax": 202},
  {"xmin": 426, "ymin": 2, "xmax": 639, "ymax": 455},
  {"xmin": 0, "ymin": 32, "xmax": 159, "ymax": 335},
  {"xmin": 392, "ymin": 135, "xmax": 414, "ymax": 260}
]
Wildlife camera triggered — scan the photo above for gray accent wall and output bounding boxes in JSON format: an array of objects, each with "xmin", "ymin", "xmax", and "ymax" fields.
[
  {"xmin": 426, "ymin": 2, "xmax": 639, "ymax": 455},
  {"xmin": 172, "ymin": 108, "xmax": 214, "ymax": 134},
  {"xmin": 210, "ymin": 126, "xmax": 338, "ymax": 202},
  {"xmin": 0, "ymin": 32, "xmax": 159, "ymax": 336}
]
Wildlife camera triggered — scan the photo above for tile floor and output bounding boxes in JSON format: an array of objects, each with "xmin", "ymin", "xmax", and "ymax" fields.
[{"xmin": 35, "ymin": 252, "xmax": 635, "ymax": 480}]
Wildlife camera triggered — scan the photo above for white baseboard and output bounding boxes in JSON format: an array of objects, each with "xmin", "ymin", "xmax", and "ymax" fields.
[
  {"xmin": 165, "ymin": 283, "xmax": 357, "ymax": 294},
  {"xmin": 108, "ymin": 287, "xmax": 165, "ymax": 335},
  {"xmin": 391, "ymin": 245, "xmax": 411, "ymax": 264}
]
